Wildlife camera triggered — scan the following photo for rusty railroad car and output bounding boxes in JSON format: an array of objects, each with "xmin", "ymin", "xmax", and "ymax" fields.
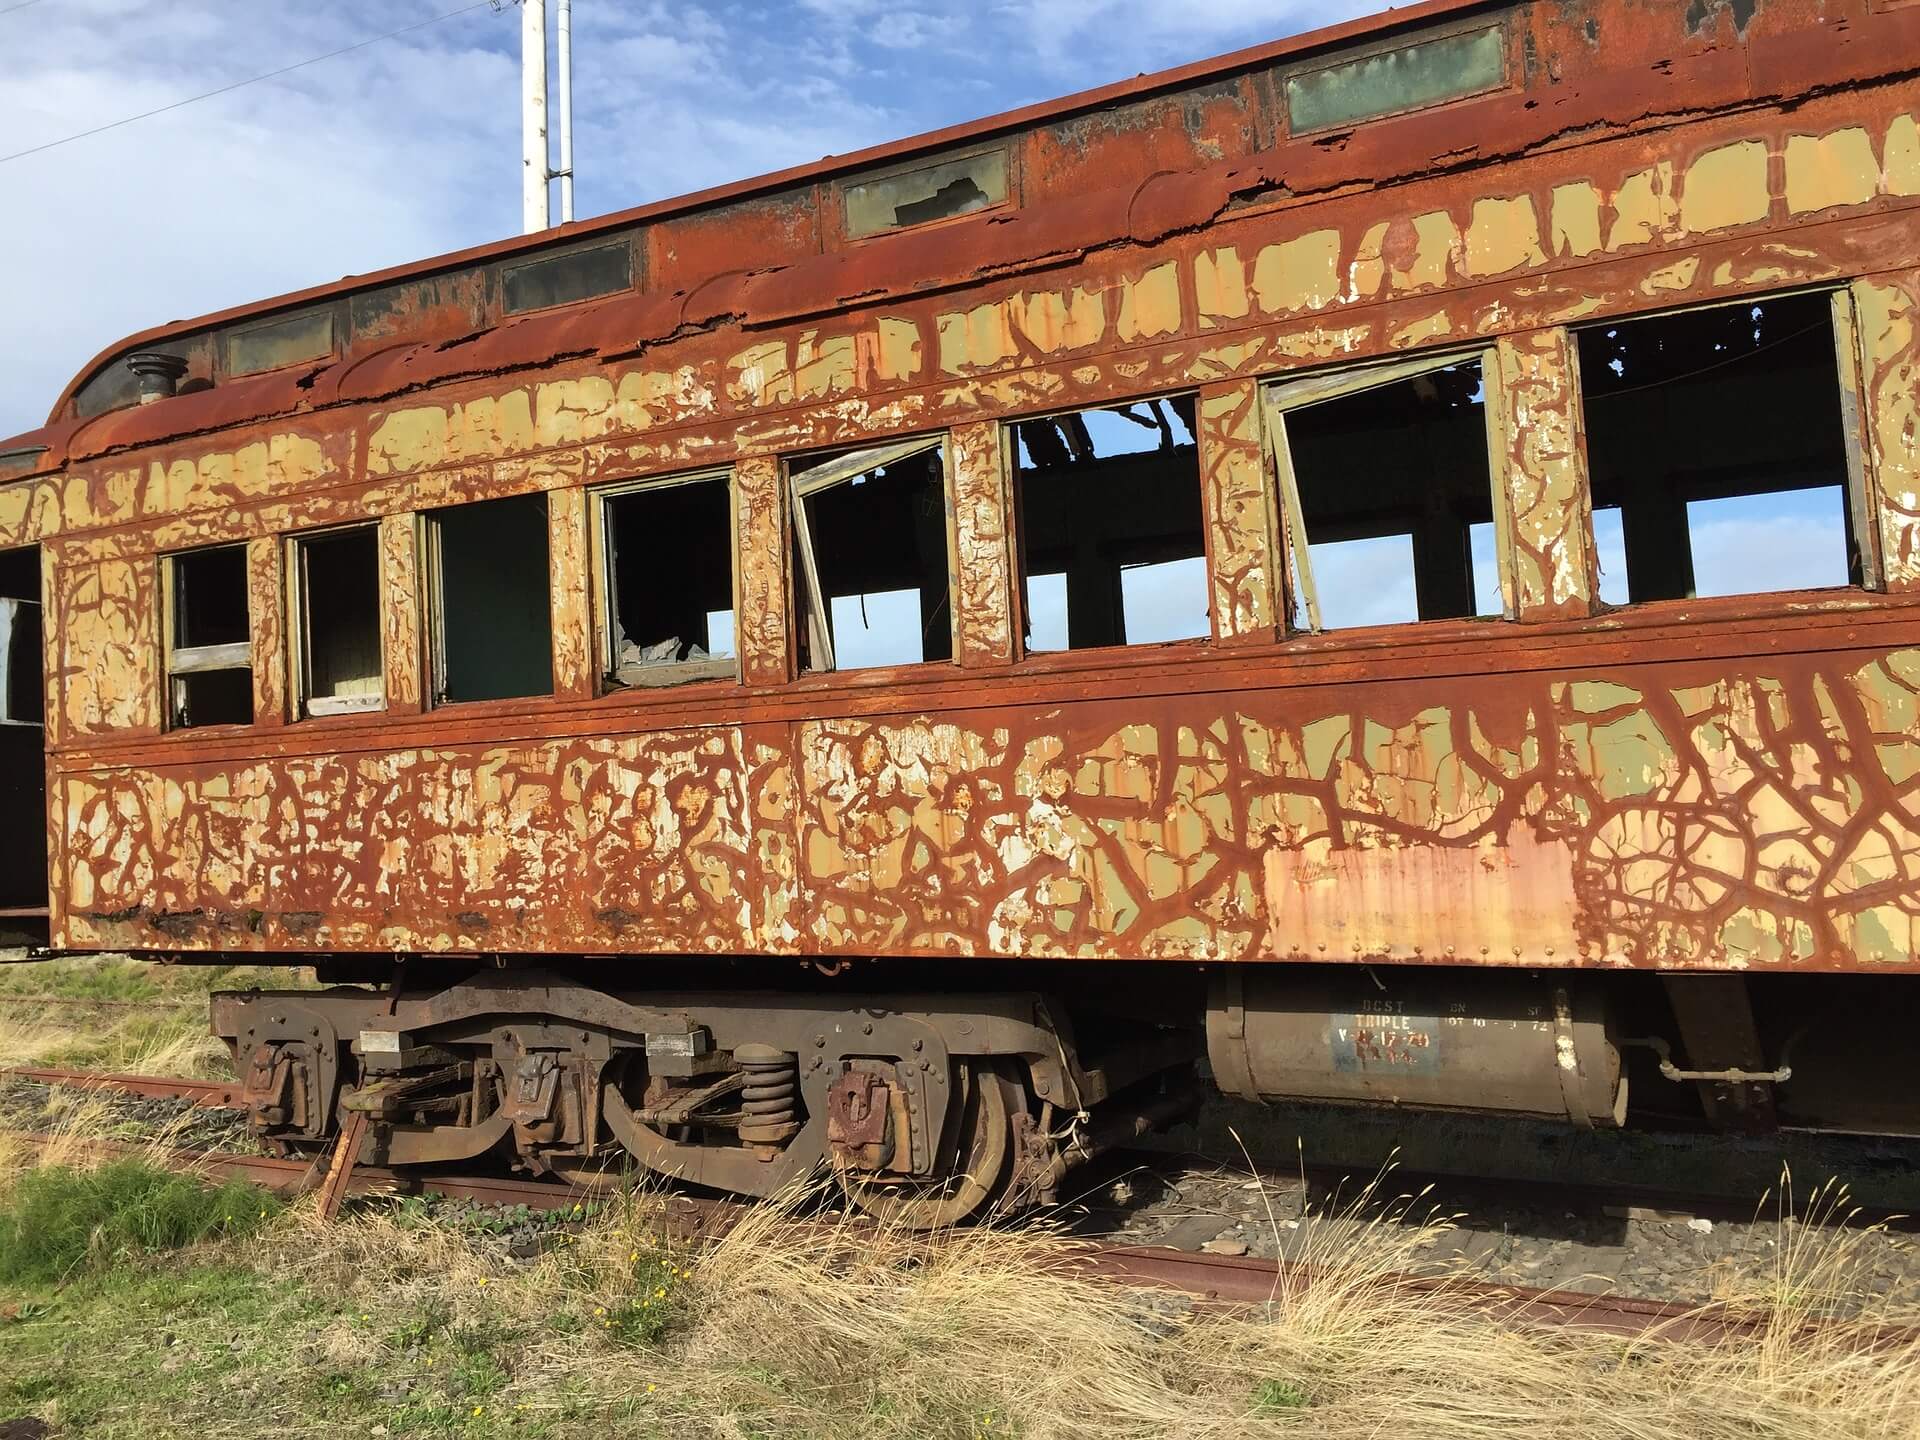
[{"xmin": 3, "ymin": 0, "xmax": 1919, "ymax": 1217}]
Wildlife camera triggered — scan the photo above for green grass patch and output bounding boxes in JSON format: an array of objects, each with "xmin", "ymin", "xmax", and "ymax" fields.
[
  {"xmin": 1250, "ymin": 1377, "xmax": 1310, "ymax": 1413},
  {"xmin": 0, "ymin": 1160, "xmax": 280, "ymax": 1284}
]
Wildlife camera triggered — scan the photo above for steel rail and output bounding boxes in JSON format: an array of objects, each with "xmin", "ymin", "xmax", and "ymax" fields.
[
  {"xmin": 4, "ymin": 1121, "xmax": 1870, "ymax": 1347},
  {"xmin": 0, "ymin": 1066, "xmax": 240, "ymax": 1108}
]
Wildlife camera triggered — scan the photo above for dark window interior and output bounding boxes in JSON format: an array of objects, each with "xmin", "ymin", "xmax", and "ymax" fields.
[
  {"xmin": 434, "ymin": 494, "xmax": 554, "ymax": 703},
  {"xmin": 605, "ymin": 477, "xmax": 736, "ymax": 686},
  {"xmin": 0, "ymin": 545, "xmax": 45, "ymax": 911},
  {"xmin": 169, "ymin": 545, "xmax": 252, "ymax": 729},
  {"xmin": 1284, "ymin": 361, "xmax": 1497, "ymax": 629},
  {"xmin": 1579, "ymin": 292, "xmax": 1856, "ymax": 604},
  {"xmin": 797, "ymin": 447, "xmax": 952, "ymax": 672},
  {"xmin": 1013, "ymin": 397, "xmax": 1207, "ymax": 652},
  {"xmin": 502, "ymin": 243, "xmax": 632, "ymax": 315},
  {"xmin": 300, "ymin": 527, "xmax": 384, "ymax": 712}
]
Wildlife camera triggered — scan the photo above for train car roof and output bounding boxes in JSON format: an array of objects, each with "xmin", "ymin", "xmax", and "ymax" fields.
[{"xmin": 13, "ymin": 0, "xmax": 1481, "ymax": 443}]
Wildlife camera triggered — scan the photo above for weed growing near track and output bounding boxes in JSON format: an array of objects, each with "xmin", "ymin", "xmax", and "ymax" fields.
[{"xmin": 0, "ymin": 1159, "xmax": 279, "ymax": 1283}]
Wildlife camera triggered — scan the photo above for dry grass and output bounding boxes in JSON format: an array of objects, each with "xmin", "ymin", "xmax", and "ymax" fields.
[{"xmin": 238, "ymin": 1172, "xmax": 1920, "ymax": 1440}]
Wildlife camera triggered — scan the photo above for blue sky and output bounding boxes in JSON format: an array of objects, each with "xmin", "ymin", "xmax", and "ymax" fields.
[{"xmin": 0, "ymin": 0, "xmax": 1378, "ymax": 438}]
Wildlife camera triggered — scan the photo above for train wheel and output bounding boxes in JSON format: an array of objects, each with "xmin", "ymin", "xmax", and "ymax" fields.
[{"xmin": 837, "ymin": 1060, "xmax": 1022, "ymax": 1228}]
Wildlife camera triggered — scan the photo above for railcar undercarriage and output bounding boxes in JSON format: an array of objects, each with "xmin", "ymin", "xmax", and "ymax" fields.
[
  {"xmin": 213, "ymin": 970, "xmax": 1203, "ymax": 1225},
  {"xmin": 211, "ymin": 961, "xmax": 1920, "ymax": 1222}
]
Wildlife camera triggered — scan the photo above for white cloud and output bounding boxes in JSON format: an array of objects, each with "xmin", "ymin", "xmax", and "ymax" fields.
[{"xmin": 0, "ymin": 0, "xmax": 1364, "ymax": 438}]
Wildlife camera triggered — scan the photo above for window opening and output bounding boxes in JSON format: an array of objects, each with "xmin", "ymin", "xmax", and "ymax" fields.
[
  {"xmin": 166, "ymin": 544, "xmax": 252, "ymax": 728},
  {"xmin": 501, "ymin": 242, "xmax": 633, "ymax": 315},
  {"xmin": 0, "ymin": 546, "xmax": 44, "ymax": 913},
  {"xmin": 844, "ymin": 152, "xmax": 1008, "ymax": 239},
  {"xmin": 1265, "ymin": 352, "xmax": 1501, "ymax": 632},
  {"xmin": 1286, "ymin": 24, "xmax": 1505, "ymax": 134},
  {"xmin": 1012, "ymin": 397, "xmax": 1208, "ymax": 653},
  {"xmin": 296, "ymin": 526, "xmax": 383, "ymax": 718},
  {"xmin": 790, "ymin": 437, "xmax": 953, "ymax": 674},
  {"xmin": 429, "ymin": 493, "xmax": 554, "ymax": 704},
  {"xmin": 601, "ymin": 471, "xmax": 737, "ymax": 689},
  {"xmin": 1577, "ymin": 292, "xmax": 1858, "ymax": 603}
]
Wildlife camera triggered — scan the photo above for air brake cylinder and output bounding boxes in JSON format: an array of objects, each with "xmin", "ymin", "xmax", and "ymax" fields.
[{"xmin": 1205, "ymin": 969, "xmax": 1627, "ymax": 1128}]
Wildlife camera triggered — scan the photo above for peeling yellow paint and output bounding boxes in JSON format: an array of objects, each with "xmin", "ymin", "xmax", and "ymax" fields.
[
  {"xmin": 367, "ymin": 392, "xmax": 535, "ymax": 477},
  {"xmin": 1607, "ymin": 162, "xmax": 1677, "ymax": 249},
  {"xmin": 794, "ymin": 331, "xmax": 857, "ymax": 399},
  {"xmin": 1251, "ymin": 230, "xmax": 1341, "ymax": 314},
  {"xmin": 1194, "ymin": 247, "xmax": 1250, "ymax": 327},
  {"xmin": 1115, "ymin": 262, "xmax": 1182, "ymax": 343},
  {"xmin": 1680, "ymin": 140, "xmax": 1771, "ymax": 233},
  {"xmin": 1887, "ymin": 114, "xmax": 1920, "ymax": 198},
  {"xmin": 1464, "ymin": 196, "xmax": 1547, "ymax": 279},
  {"xmin": 1549, "ymin": 182, "xmax": 1602, "ymax": 258},
  {"xmin": 1785, "ymin": 128, "xmax": 1880, "ymax": 215}
]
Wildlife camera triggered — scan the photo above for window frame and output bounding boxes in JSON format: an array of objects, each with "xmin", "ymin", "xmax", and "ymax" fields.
[
  {"xmin": 0, "ymin": 595, "xmax": 41, "ymax": 729},
  {"xmin": 420, "ymin": 496, "xmax": 554, "ymax": 708},
  {"xmin": 1280, "ymin": 16, "xmax": 1511, "ymax": 138},
  {"xmin": 1261, "ymin": 345, "xmax": 1511, "ymax": 634},
  {"xmin": 162, "ymin": 542, "xmax": 253, "ymax": 730},
  {"xmin": 590, "ymin": 467, "xmax": 741, "ymax": 692},
  {"xmin": 288, "ymin": 522, "xmax": 387, "ymax": 721},
  {"xmin": 1572, "ymin": 285, "xmax": 1880, "ymax": 605},
  {"xmin": 787, "ymin": 434, "xmax": 954, "ymax": 674},
  {"xmin": 1004, "ymin": 391, "xmax": 1212, "ymax": 660}
]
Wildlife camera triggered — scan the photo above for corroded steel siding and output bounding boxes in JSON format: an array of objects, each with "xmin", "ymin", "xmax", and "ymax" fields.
[{"xmin": 3, "ymin": 2, "xmax": 1919, "ymax": 972}]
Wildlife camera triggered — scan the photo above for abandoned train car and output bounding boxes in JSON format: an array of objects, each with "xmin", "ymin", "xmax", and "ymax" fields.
[{"xmin": 3, "ymin": 0, "xmax": 1919, "ymax": 1217}]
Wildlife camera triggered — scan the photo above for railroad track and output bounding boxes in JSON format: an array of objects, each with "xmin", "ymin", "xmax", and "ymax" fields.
[{"xmin": 0, "ymin": 1064, "xmax": 1867, "ymax": 1346}]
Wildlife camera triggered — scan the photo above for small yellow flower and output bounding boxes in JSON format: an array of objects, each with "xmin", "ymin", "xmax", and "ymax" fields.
[
  {"xmin": 654, "ymin": 1287, "xmax": 666, "ymax": 1298},
  {"xmin": 472, "ymin": 1404, "xmax": 484, "ymax": 1416},
  {"xmin": 628, "ymin": 1251, "xmax": 638, "ymax": 1262},
  {"xmin": 646, "ymin": 1383, "xmax": 657, "ymax": 1394},
  {"xmin": 477, "ymin": 1277, "xmax": 490, "ymax": 1287},
  {"xmin": 594, "ymin": 1306, "xmax": 606, "ymax": 1316}
]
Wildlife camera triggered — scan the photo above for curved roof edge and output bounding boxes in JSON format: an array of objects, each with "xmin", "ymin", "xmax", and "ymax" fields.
[{"xmin": 43, "ymin": 0, "xmax": 1476, "ymax": 426}]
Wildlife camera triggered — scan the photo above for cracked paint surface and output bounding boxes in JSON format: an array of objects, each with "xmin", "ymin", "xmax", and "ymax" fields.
[
  {"xmin": 1495, "ymin": 328, "xmax": 1596, "ymax": 619},
  {"xmin": 53, "ymin": 646, "xmax": 1920, "ymax": 971},
  {"xmin": 946, "ymin": 421, "xmax": 1015, "ymax": 669},
  {"xmin": 1197, "ymin": 380, "xmax": 1279, "ymax": 643}
]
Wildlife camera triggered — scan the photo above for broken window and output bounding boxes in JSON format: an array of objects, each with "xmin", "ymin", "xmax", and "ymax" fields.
[
  {"xmin": 0, "ymin": 548, "xmax": 40, "ymax": 729},
  {"xmin": 295, "ymin": 525, "xmax": 384, "ymax": 718},
  {"xmin": 501, "ymin": 241, "xmax": 633, "ymax": 315},
  {"xmin": 226, "ymin": 307, "xmax": 334, "ymax": 378},
  {"xmin": 429, "ymin": 493, "xmax": 554, "ymax": 704},
  {"xmin": 1264, "ymin": 351, "xmax": 1503, "ymax": 632},
  {"xmin": 1012, "ymin": 396, "xmax": 1209, "ymax": 653},
  {"xmin": 1578, "ymin": 291, "xmax": 1860, "ymax": 605},
  {"xmin": 844, "ymin": 151, "xmax": 1008, "ymax": 238},
  {"xmin": 165, "ymin": 544, "xmax": 252, "ymax": 729},
  {"xmin": 790, "ymin": 438, "xmax": 953, "ymax": 673},
  {"xmin": 599, "ymin": 470, "xmax": 736, "ymax": 688}
]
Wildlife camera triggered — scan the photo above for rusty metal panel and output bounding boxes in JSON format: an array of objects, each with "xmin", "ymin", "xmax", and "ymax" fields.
[
  {"xmin": 245, "ymin": 537, "xmax": 285, "ymax": 727},
  {"xmin": 947, "ymin": 421, "xmax": 1015, "ymax": 668},
  {"xmin": 1495, "ymin": 328, "xmax": 1596, "ymax": 621},
  {"xmin": 732, "ymin": 456, "xmax": 790, "ymax": 687},
  {"xmin": 377, "ymin": 514, "xmax": 422, "ymax": 714},
  {"xmin": 1854, "ymin": 270, "xmax": 1920, "ymax": 590},
  {"xmin": 1197, "ymin": 380, "xmax": 1280, "ymax": 644},
  {"xmin": 52, "ymin": 557, "xmax": 159, "ymax": 740},
  {"xmin": 547, "ymin": 488, "xmax": 595, "ymax": 698}
]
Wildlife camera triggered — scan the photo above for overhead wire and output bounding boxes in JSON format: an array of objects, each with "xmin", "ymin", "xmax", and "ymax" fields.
[
  {"xmin": 0, "ymin": 0, "xmax": 512, "ymax": 166},
  {"xmin": 0, "ymin": 0, "xmax": 55, "ymax": 17}
]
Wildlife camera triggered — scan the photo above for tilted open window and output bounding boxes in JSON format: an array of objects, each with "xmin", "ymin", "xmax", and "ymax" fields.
[
  {"xmin": 1011, "ymin": 395, "xmax": 1209, "ymax": 654},
  {"xmin": 165, "ymin": 544, "xmax": 252, "ymax": 728},
  {"xmin": 1263, "ymin": 350, "xmax": 1505, "ymax": 633},
  {"xmin": 598, "ymin": 470, "xmax": 737, "ymax": 689},
  {"xmin": 293, "ymin": 525, "xmax": 384, "ymax": 719},
  {"xmin": 789, "ymin": 437, "xmax": 953, "ymax": 674},
  {"xmin": 1576, "ymin": 291, "xmax": 1864, "ymax": 605},
  {"xmin": 428, "ymin": 493, "xmax": 555, "ymax": 705}
]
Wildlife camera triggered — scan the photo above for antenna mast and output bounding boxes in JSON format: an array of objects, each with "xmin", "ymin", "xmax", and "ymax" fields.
[{"xmin": 520, "ymin": 0, "xmax": 548, "ymax": 232}]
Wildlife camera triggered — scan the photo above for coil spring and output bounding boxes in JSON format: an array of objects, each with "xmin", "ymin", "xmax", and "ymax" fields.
[{"xmin": 735, "ymin": 1044, "xmax": 799, "ymax": 1139}]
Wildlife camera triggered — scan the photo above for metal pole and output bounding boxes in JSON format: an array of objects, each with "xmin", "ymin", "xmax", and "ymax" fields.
[
  {"xmin": 521, "ymin": 0, "xmax": 549, "ymax": 233},
  {"xmin": 556, "ymin": 0, "xmax": 574, "ymax": 223}
]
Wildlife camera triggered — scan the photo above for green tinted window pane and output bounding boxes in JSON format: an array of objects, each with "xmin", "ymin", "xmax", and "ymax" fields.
[
  {"xmin": 1287, "ymin": 26, "xmax": 1505, "ymax": 134},
  {"xmin": 227, "ymin": 309, "xmax": 334, "ymax": 377},
  {"xmin": 844, "ymin": 152, "xmax": 1008, "ymax": 239}
]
